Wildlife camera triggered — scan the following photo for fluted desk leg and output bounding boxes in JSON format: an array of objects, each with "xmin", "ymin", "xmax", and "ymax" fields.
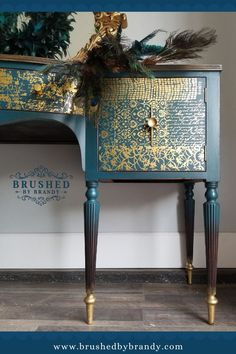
[
  {"xmin": 184, "ymin": 182, "xmax": 195, "ymax": 285},
  {"xmin": 204, "ymin": 181, "xmax": 220, "ymax": 325},
  {"xmin": 84, "ymin": 181, "xmax": 100, "ymax": 325}
]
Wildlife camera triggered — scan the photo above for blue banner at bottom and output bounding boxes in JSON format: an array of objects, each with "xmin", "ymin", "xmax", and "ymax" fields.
[{"xmin": 0, "ymin": 332, "xmax": 235, "ymax": 354}]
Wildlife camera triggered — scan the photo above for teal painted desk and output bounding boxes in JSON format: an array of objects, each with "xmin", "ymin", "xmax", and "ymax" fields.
[{"xmin": 0, "ymin": 55, "xmax": 222, "ymax": 325}]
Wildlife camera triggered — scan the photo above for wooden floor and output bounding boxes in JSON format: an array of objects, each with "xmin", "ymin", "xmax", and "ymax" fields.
[{"xmin": 0, "ymin": 281, "xmax": 235, "ymax": 331}]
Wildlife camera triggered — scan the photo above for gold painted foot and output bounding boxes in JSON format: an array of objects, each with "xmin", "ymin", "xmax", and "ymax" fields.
[
  {"xmin": 207, "ymin": 293, "xmax": 218, "ymax": 325},
  {"xmin": 84, "ymin": 293, "xmax": 95, "ymax": 325},
  {"xmin": 186, "ymin": 262, "xmax": 193, "ymax": 285}
]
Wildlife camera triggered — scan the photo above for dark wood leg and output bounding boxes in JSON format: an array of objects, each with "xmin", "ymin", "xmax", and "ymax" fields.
[
  {"xmin": 84, "ymin": 181, "xmax": 100, "ymax": 325},
  {"xmin": 204, "ymin": 181, "xmax": 220, "ymax": 325},
  {"xmin": 184, "ymin": 182, "xmax": 195, "ymax": 285}
]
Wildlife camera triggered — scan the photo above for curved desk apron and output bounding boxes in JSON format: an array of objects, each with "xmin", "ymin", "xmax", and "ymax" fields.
[{"xmin": 0, "ymin": 55, "xmax": 222, "ymax": 325}]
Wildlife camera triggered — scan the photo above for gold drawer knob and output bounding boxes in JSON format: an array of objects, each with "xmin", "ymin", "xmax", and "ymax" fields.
[
  {"xmin": 33, "ymin": 84, "xmax": 43, "ymax": 95},
  {"xmin": 147, "ymin": 117, "xmax": 158, "ymax": 128},
  {"xmin": 146, "ymin": 117, "xmax": 158, "ymax": 146}
]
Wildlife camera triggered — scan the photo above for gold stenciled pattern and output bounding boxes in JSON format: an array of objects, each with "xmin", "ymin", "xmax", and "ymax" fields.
[
  {"xmin": 0, "ymin": 69, "xmax": 13, "ymax": 85},
  {"xmin": 98, "ymin": 77, "xmax": 206, "ymax": 172},
  {"xmin": 0, "ymin": 68, "xmax": 84, "ymax": 115},
  {"xmin": 100, "ymin": 77, "xmax": 203, "ymax": 101},
  {"xmin": 99, "ymin": 145, "xmax": 205, "ymax": 171}
]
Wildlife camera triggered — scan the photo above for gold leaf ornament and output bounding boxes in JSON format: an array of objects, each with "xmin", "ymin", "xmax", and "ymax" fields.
[{"xmin": 72, "ymin": 12, "xmax": 128, "ymax": 64}]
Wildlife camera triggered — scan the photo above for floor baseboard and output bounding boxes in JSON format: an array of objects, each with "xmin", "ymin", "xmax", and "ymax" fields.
[{"xmin": 0, "ymin": 269, "xmax": 235, "ymax": 283}]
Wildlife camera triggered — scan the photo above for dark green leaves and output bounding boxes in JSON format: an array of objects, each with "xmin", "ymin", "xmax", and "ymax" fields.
[{"xmin": 0, "ymin": 12, "xmax": 75, "ymax": 58}]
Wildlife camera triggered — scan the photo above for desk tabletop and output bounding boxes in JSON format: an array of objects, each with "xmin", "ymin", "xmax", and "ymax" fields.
[{"xmin": 0, "ymin": 54, "xmax": 222, "ymax": 71}]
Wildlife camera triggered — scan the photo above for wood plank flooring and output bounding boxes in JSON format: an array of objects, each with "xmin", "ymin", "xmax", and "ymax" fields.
[{"xmin": 0, "ymin": 281, "xmax": 235, "ymax": 331}]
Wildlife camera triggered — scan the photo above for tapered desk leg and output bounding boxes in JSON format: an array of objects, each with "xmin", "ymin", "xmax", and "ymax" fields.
[
  {"xmin": 184, "ymin": 182, "xmax": 195, "ymax": 285},
  {"xmin": 84, "ymin": 181, "xmax": 100, "ymax": 325},
  {"xmin": 204, "ymin": 182, "xmax": 220, "ymax": 325}
]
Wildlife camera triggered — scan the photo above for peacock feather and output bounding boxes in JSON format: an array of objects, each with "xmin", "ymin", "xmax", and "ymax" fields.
[{"xmin": 45, "ymin": 16, "xmax": 217, "ymax": 120}]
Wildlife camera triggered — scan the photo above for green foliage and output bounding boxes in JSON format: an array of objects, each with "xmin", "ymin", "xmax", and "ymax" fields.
[
  {"xmin": 0, "ymin": 12, "xmax": 75, "ymax": 58},
  {"xmin": 0, "ymin": 13, "xmax": 19, "ymax": 54}
]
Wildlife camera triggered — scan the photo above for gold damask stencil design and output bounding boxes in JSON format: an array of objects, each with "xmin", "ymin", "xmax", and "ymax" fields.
[
  {"xmin": 0, "ymin": 68, "xmax": 83, "ymax": 115},
  {"xmin": 98, "ymin": 77, "xmax": 206, "ymax": 172},
  {"xmin": 99, "ymin": 145, "xmax": 205, "ymax": 171}
]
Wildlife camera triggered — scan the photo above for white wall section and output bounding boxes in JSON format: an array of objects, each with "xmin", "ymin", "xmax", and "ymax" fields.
[{"xmin": 0, "ymin": 233, "xmax": 235, "ymax": 269}]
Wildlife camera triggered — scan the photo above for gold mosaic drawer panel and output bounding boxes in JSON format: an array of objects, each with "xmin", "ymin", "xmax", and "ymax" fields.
[
  {"xmin": 98, "ymin": 77, "xmax": 206, "ymax": 172},
  {"xmin": 0, "ymin": 68, "xmax": 83, "ymax": 115}
]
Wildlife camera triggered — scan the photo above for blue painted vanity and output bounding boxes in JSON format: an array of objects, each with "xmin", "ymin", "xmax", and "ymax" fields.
[{"xmin": 0, "ymin": 54, "xmax": 222, "ymax": 325}]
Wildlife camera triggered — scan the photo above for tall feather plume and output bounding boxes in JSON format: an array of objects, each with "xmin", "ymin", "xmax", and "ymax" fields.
[
  {"xmin": 142, "ymin": 28, "xmax": 217, "ymax": 65},
  {"xmin": 45, "ymin": 24, "xmax": 217, "ymax": 121}
]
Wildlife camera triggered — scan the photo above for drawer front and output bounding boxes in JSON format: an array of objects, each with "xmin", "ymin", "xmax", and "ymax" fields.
[
  {"xmin": 98, "ymin": 77, "xmax": 206, "ymax": 172},
  {"xmin": 0, "ymin": 68, "xmax": 83, "ymax": 115}
]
